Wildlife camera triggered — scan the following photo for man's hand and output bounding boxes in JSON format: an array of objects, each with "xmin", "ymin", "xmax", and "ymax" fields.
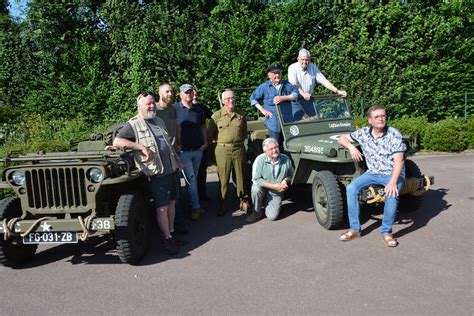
[
  {"xmin": 276, "ymin": 179, "xmax": 289, "ymax": 193},
  {"xmin": 337, "ymin": 90, "xmax": 347, "ymax": 98},
  {"xmin": 384, "ymin": 181, "xmax": 399, "ymax": 198},
  {"xmin": 348, "ymin": 146, "xmax": 364, "ymax": 162},
  {"xmin": 139, "ymin": 145, "xmax": 152, "ymax": 163},
  {"xmin": 199, "ymin": 143, "xmax": 208, "ymax": 152},
  {"xmin": 260, "ymin": 108, "xmax": 273, "ymax": 118},
  {"xmin": 302, "ymin": 92, "xmax": 311, "ymax": 101},
  {"xmin": 273, "ymin": 96, "xmax": 283, "ymax": 105}
]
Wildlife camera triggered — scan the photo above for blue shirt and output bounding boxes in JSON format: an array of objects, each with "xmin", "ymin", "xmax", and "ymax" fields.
[
  {"xmin": 250, "ymin": 79, "xmax": 298, "ymax": 132},
  {"xmin": 174, "ymin": 102, "xmax": 205, "ymax": 151},
  {"xmin": 350, "ymin": 126, "xmax": 406, "ymax": 176}
]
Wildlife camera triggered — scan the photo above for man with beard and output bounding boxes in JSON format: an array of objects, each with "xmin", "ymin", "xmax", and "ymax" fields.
[
  {"xmin": 113, "ymin": 92, "xmax": 183, "ymax": 255},
  {"xmin": 156, "ymin": 83, "xmax": 188, "ymax": 235},
  {"xmin": 250, "ymin": 63, "xmax": 298, "ymax": 150}
]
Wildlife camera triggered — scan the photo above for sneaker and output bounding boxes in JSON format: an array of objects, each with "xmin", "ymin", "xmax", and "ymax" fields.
[
  {"xmin": 164, "ymin": 237, "xmax": 179, "ymax": 255},
  {"xmin": 171, "ymin": 232, "xmax": 189, "ymax": 246},
  {"xmin": 246, "ymin": 211, "xmax": 263, "ymax": 223},
  {"xmin": 191, "ymin": 208, "xmax": 204, "ymax": 220}
]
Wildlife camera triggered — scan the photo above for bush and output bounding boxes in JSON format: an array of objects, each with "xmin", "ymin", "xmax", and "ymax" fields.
[
  {"xmin": 466, "ymin": 117, "xmax": 474, "ymax": 149},
  {"xmin": 390, "ymin": 116, "xmax": 429, "ymax": 148},
  {"xmin": 422, "ymin": 118, "xmax": 469, "ymax": 152},
  {"xmin": 353, "ymin": 116, "xmax": 367, "ymax": 129}
]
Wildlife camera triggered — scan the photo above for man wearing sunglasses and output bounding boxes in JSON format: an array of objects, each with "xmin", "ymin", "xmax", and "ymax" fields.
[
  {"xmin": 338, "ymin": 105, "xmax": 406, "ymax": 247},
  {"xmin": 113, "ymin": 92, "xmax": 183, "ymax": 255}
]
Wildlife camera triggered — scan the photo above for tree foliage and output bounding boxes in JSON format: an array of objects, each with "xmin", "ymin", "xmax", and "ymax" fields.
[{"xmin": 0, "ymin": 0, "xmax": 472, "ymax": 140}]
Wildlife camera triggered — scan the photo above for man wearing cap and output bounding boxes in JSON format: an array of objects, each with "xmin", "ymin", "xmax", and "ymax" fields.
[
  {"xmin": 208, "ymin": 89, "xmax": 250, "ymax": 216},
  {"xmin": 250, "ymin": 63, "xmax": 298, "ymax": 150},
  {"xmin": 174, "ymin": 84, "xmax": 208, "ymax": 221},
  {"xmin": 288, "ymin": 48, "xmax": 347, "ymax": 120}
]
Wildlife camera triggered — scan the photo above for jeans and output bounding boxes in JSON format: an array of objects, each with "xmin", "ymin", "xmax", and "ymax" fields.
[
  {"xmin": 251, "ymin": 183, "xmax": 283, "ymax": 221},
  {"xmin": 347, "ymin": 172, "xmax": 404, "ymax": 235},
  {"xmin": 180, "ymin": 150, "xmax": 202, "ymax": 209}
]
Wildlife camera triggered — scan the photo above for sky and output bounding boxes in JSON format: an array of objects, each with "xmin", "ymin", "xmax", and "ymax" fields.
[{"xmin": 8, "ymin": 0, "xmax": 29, "ymax": 19}]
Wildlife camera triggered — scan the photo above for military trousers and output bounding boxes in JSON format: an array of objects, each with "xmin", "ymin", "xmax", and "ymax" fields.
[{"xmin": 215, "ymin": 143, "xmax": 247, "ymax": 200}]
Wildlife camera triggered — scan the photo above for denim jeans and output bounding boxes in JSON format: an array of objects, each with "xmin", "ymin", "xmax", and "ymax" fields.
[
  {"xmin": 180, "ymin": 150, "xmax": 202, "ymax": 209},
  {"xmin": 347, "ymin": 172, "xmax": 404, "ymax": 235}
]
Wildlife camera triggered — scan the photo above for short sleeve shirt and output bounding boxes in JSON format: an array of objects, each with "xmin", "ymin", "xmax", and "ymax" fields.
[
  {"xmin": 174, "ymin": 102, "xmax": 205, "ymax": 151},
  {"xmin": 156, "ymin": 104, "xmax": 178, "ymax": 146},
  {"xmin": 117, "ymin": 120, "xmax": 173, "ymax": 176},
  {"xmin": 288, "ymin": 62, "xmax": 327, "ymax": 94},
  {"xmin": 350, "ymin": 126, "xmax": 406, "ymax": 175}
]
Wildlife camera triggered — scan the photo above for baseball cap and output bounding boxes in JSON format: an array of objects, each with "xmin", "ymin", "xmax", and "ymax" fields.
[
  {"xmin": 266, "ymin": 63, "xmax": 281, "ymax": 73},
  {"xmin": 179, "ymin": 83, "xmax": 193, "ymax": 93}
]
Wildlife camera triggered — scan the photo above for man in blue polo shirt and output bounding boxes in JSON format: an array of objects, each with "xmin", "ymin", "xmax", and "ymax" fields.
[
  {"xmin": 250, "ymin": 64, "xmax": 298, "ymax": 149},
  {"xmin": 338, "ymin": 105, "xmax": 406, "ymax": 247},
  {"xmin": 174, "ymin": 84, "xmax": 208, "ymax": 221}
]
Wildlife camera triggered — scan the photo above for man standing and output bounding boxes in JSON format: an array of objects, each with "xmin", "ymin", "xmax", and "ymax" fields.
[
  {"xmin": 192, "ymin": 89, "xmax": 212, "ymax": 201},
  {"xmin": 250, "ymin": 64, "xmax": 298, "ymax": 149},
  {"xmin": 113, "ymin": 92, "xmax": 182, "ymax": 255},
  {"xmin": 338, "ymin": 105, "xmax": 405, "ymax": 247},
  {"xmin": 208, "ymin": 89, "xmax": 249, "ymax": 216},
  {"xmin": 156, "ymin": 83, "xmax": 188, "ymax": 234},
  {"xmin": 246, "ymin": 138, "xmax": 294, "ymax": 223},
  {"xmin": 288, "ymin": 48, "xmax": 347, "ymax": 119},
  {"xmin": 174, "ymin": 84, "xmax": 208, "ymax": 221}
]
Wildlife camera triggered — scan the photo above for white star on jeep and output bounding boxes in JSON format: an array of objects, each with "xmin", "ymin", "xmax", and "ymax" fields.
[{"xmin": 40, "ymin": 221, "xmax": 51, "ymax": 232}]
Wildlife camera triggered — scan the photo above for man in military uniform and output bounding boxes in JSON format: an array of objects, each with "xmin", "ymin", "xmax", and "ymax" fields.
[{"xmin": 208, "ymin": 89, "xmax": 250, "ymax": 216}]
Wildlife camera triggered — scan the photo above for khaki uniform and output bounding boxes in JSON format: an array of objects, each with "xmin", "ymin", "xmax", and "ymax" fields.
[{"xmin": 208, "ymin": 108, "xmax": 248, "ymax": 202}]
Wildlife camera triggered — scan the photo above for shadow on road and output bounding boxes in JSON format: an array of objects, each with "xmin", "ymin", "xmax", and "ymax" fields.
[{"xmin": 357, "ymin": 188, "xmax": 450, "ymax": 237}]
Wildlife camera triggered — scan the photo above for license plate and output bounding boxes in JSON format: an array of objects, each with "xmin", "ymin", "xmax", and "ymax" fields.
[{"xmin": 23, "ymin": 232, "xmax": 78, "ymax": 244}]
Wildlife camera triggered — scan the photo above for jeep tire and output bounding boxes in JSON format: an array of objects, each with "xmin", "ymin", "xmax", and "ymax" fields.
[
  {"xmin": 115, "ymin": 192, "xmax": 150, "ymax": 264},
  {"xmin": 0, "ymin": 197, "xmax": 37, "ymax": 266},
  {"xmin": 399, "ymin": 159, "xmax": 424, "ymax": 212},
  {"xmin": 312, "ymin": 171, "xmax": 344, "ymax": 230}
]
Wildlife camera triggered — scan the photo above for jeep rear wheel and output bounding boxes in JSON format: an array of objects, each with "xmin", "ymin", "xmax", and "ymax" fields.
[
  {"xmin": 399, "ymin": 159, "xmax": 423, "ymax": 213},
  {"xmin": 115, "ymin": 192, "xmax": 150, "ymax": 264},
  {"xmin": 0, "ymin": 197, "xmax": 37, "ymax": 266},
  {"xmin": 312, "ymin": 171, "xmax": 344, "ymax": 230}
]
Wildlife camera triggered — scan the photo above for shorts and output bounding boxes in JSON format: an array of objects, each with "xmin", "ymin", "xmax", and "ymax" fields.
[{"xmin": 149, "ymin": 172, "xmax": 180, "ymax": 208}]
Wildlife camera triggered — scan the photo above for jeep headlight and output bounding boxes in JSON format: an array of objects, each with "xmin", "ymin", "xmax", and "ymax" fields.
[
  {"xmin": 88, "ymin": 168, "xmax": 104, "ymax": 183},
  {"xmin": 11, "ymin": 171, "xmax": 26, "ymax": 186}
]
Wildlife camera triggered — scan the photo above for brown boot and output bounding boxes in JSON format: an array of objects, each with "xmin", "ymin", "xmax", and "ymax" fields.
[{"xmin": 239, "ymin": 196, "xmax": 251, "ymax": 214}]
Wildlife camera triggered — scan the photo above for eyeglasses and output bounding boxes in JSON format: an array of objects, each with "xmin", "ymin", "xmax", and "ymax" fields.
[
  {"xmin": 224, "ymin": 96, "xmax": 235, "ymax": 101},
  {"xmin": 370, "ymin": 115, "xmax": 387, "ymax": 120},
  {"xmin": 136, "ymin": 92, "xmax": 155, "ymax": 103}
]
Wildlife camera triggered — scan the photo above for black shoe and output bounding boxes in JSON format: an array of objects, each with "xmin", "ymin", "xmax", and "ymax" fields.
[
  {"xmin": 171, "ymin": 232, "xmax": 189, "ymax": 246},
  {"xmin": 164, "ymin": 237, "xmax": 179, "ymax": 255}
]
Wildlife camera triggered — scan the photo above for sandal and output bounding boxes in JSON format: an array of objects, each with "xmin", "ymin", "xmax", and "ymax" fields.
[
  {"xmin": 382, "ymin": 233, "xmax": 398, "ymax": 247},
  {"xmin": 339, "ymin": 230, "xmax": 360, "ymax": 242}
]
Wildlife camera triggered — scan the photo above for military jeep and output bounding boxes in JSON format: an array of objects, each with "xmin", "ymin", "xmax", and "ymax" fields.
[
  {"xmin": 0, "ymin": 126, "xmax": 151, "ymax": 266},
  {"xmin": 246, "ymin": 95, "xmax": 433, "ymax": 229}
]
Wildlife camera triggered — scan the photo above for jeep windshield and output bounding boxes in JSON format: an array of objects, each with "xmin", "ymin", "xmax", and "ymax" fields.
[{"xmin": 278, "ymin": 95, "xmax": 352, "ymax": 124}]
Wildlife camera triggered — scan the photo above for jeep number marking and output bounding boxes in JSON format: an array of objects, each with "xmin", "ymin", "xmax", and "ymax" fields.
[
  {"xmin": 92, "ymin": 219, "xmax": 112, "ymax": 230},
  {"xmin": 304, "ymin": 145, "xmax": 324, "ymax": 154}
]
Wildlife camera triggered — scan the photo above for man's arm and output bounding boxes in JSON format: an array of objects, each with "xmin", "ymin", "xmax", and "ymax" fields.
[
  {"xmin": 338, "ymin": 134, "xmax": 363, "ymax": 162},
  {"xmin": 320, "ymin": 78, "xmax": 347, "ymax": 97},
  {"xmin": 385, "ymin": 153, "xmax": 404, "ymax": 197},
  {"xmin": 250, "ymin": 85, "xmax": 272, "ymax": 118},
  {"xmin": 113, "ymin": 137, "xmax": 151, "ymax": 162},
  {"xmin": 208, "ymin": 115, "xmax": 218, "ymax": 143},
  {"xmin": 199, "ymin": 124, "xmax": 208, "ymax": 152}
]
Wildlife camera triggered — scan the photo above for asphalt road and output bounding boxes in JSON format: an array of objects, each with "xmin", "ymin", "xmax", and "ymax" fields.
[{"xmin": 1, "ymin": 153, "xmax": 472, "ymax": 315}]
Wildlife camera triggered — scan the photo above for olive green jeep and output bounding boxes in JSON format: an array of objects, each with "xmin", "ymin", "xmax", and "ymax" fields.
[
  {"xmin": 245, "ymin": 95, "xmax": 434, "ymax": 229},
  {"xmin": 0, "ymin": 125, "xmax": 151, "ymax": 266}
]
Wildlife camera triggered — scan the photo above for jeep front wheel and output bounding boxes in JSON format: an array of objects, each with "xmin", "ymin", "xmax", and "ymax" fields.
[
  {"xmin": 312, "ymin": 171, "xmax": 344, "ymax": 230},
  {"xmin": 0, "ymin": 197, "xmax": 37, "ymax": 266},
  {"xmin": 115, "ymin": 192, "xmax": 150, "ymax": 264}
]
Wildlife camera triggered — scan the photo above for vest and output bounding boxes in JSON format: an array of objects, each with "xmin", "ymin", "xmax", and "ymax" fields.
[{"xmin": 128, "ymin": 115, "xmax": 179, "ymax": 176}]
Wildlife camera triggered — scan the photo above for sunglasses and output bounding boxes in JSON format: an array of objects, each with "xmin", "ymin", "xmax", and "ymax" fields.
[{"xmin": 136, "ymin": 91, "xmax": 156, "ymax": 103}]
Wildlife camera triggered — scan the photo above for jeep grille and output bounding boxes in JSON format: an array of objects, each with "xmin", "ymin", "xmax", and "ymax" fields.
[{"xmin": 25, "ymin": 168, "xmax": 87, "ymax": 209}]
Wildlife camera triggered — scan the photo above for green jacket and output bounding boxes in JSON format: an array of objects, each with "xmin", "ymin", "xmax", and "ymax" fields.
[{"xmin": 252, "ymin": 153, "xmax": 294, "ymax": 190}]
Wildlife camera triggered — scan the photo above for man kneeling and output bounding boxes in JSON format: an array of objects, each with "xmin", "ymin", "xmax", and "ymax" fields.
[{"xmin": 246, "ymin": 138, "xmax": 294, "ymax": 223}]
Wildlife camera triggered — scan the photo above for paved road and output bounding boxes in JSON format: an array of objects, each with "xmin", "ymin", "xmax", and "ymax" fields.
[{"xmin": 1, "ymin": 153, "xmax": 472, "ymax": 315}]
